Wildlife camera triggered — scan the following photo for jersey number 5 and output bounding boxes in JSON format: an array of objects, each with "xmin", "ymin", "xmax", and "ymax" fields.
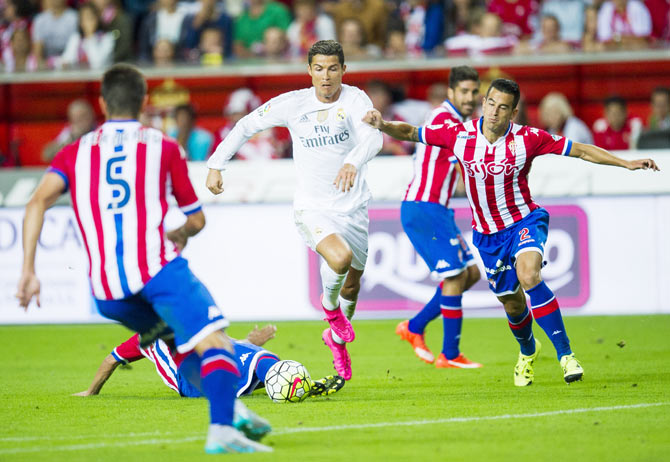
[{"xmin": 106, "ymin": 155, "xmax": 130, "ymax": 210}]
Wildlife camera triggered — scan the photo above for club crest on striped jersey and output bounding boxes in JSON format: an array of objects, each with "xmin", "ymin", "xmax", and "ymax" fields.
[{"xmin": 507, "ymin": 140, "xmax": 516, "ymax": 156}]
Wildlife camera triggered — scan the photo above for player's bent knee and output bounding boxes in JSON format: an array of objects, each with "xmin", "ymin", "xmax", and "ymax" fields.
[
  {"xmin": 194, "ymin": 330, "xmax": 233, "ymax": 355},
  {"xmin": 517, "ymin": 270, "xmax": 542, "ymax": 291}
]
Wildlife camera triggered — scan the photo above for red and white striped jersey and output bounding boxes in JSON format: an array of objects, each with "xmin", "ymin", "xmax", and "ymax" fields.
[
  {"xmin": 404, "ymin": 100, "xmax": 463, "ymax": 206},
  {"xmin": 48, "ymin": 121, "xmax": 201, "ymax": 300},
  {"xmin": 419, "ymin": 118, "xmax": 572, "ymax": 234}
]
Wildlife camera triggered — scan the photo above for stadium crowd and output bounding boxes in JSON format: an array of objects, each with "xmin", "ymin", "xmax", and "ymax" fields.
[{"xmin": 1, "ymin": 0, "xmax": 668, "ymax": 71}]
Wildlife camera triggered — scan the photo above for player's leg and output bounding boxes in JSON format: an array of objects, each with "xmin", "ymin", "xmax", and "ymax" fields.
[{"xmin": 143, "ymin": 257, "xmax": 272, "ymax": 453}]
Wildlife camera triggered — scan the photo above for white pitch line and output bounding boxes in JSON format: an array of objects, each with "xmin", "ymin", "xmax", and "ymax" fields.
[{"xmin": 0, "ymin": 402, "xmax": 667, "ymax": 455}]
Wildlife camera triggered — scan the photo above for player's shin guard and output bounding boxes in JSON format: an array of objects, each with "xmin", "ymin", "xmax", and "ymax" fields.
[
  {"xmin": 408, "ymin": 284, "xmax": 442, "ymax": 334},
  {"xmin": 440, "ymin": 294, "xmax": 463, "ymax": 360},
  {"xmin": 320, "ymin": 261, "xmax": 347, "ymax": 310},
  {"xmin": 507, "ymin": 307, "xmax": 536, "ymax": 356},
  {"xmin": 254, "ymin": 354, "xmax": 280, "ymax": 383},
  {"xmin": 200, "ymin": 349, "xmax": 240, "ymax": 426},
  {"xmin": 527, "ymin": 281, "xmax": 572, "ymax": 360}
]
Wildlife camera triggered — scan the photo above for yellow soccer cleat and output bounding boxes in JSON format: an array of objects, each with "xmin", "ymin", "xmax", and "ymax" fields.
[
  {"xmin": 514, "ymin": 338, "xmax": 541, "ymax": 387},
  {"xmin": 560, "ymin": 353, "xmax": 584, "ymax": 384}
]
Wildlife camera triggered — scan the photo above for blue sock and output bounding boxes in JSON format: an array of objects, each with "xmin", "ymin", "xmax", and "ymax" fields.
[
  {"xmin": 177, "ymin": 351, "xmax": 204, "ymax": 397},
  {"xmin": 408, "ymin": 285, "xmax": 442, "ymax": 334},
  {"xmin": 506, "ymin": 307, "xmax": 536, "ymax": 356},
  {"xmin": 200, "ymin": 349, "xmax": 240, "ymax": 426},
  {"xmin": 440, "ymin": 294, "xmax": 463, "ymax": 360},
  {"xmin": 255, "ymin": 354, "xmax": 280, "ymax": 383},
  {"xmin": 527, "ymin": 281, "xmax": 572, "ymax": 360}
]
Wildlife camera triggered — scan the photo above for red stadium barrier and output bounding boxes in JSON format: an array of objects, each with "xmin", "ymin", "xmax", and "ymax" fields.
[{"xmin": 2, "ymin": 56, "xmax": 669, "ymax": 166}]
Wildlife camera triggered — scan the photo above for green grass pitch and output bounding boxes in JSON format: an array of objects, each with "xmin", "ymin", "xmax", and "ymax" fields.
[{"xmin": 1, "ymin": 315, "xmax": 669, "ymax": 461}]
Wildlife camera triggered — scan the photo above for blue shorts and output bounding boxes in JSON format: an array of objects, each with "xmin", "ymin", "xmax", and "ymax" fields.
[
  {"xmin": 472, "ymin": 208, "xmax": 549, "ymax": 296},
  {"xmin": 401, "ymin": 201, "xmax": 474, "ymax": 278},
  {"xmin": 96, "ymin": 256, "xmax": 228, "ymax": 354}
]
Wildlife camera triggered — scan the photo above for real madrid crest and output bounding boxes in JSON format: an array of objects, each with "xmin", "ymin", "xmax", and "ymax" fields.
[
  {"xmin": 337, "ymin": 108, "xmax": 345, "ymax": 120},
  {"xmin": 317, "ymin": 109, "xmax": 329, "ymax": 123}
]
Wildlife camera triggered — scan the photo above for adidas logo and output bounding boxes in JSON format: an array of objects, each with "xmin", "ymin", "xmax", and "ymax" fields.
[
  {"xmin": 239, "ymin": 352, "xmax": 251, "ymax": 365},
  {"xmin": 299, "ymin": 114, "xmax": 309, "ymax": 123},
  {"xmin": 436, "ymin": 259, "xmax": 450, "ymax": 269},
  {"xmin": 552, "ymin": 330, "xmax": 563, "ymax": 336}
]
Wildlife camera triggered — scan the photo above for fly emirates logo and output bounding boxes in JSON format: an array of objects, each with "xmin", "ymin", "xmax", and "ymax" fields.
[
  {"xmin": 299, "ymin": 124, "xmax": 350, "ymax": 148},
  {"xmin": 462, "ymin": 156, "xmax": 520, "ymax": 180}
]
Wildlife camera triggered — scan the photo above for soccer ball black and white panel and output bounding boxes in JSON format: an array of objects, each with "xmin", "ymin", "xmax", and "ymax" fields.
[{"xmin": 264, "ymin": 360, "xmax": 312, "ymax": 403}]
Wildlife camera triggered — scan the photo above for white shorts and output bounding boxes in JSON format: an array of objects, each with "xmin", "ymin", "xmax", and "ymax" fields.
[{"xmin": 294, "ymin": 206, "xmax": 369, "ymax": 271}]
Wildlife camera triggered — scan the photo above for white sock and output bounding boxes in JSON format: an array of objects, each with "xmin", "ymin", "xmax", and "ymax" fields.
[
  {"xmin": 320, "ymin": 261, "xmax": 347, "ymax": 310},
  {"xmin": 331, "ymin": 330, "xmax": 345, "ymax": 344},
  {"xmin": 339, "ymin": 296, "xmax": 356, "ymax": 321}
]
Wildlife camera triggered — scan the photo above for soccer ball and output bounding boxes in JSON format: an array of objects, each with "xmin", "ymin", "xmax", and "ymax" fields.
[{"xmin": 264, "ymin": 360, "xmax": 312, "ymax": 403}]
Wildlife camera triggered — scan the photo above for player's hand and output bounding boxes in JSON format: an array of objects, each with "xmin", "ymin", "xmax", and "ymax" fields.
[
  {"xmin": 627, "ymin": 158, "xmax": 660, "ymax": 171},
  {"xmin": 362, "ymin": 109, "xmax": 384, "ymax": 129},
  {"xmin": 334, "ymin": 163, "xmax": 357, "ymax": 192},
  {"xmin": 206, "ymin": 169, "xmax": 224, "ymax": 195},
  {"xmin": 247, "ymin": 324, "xmax": 277, "ymax": 346},
  {"xmin": 166, "ymin": 227, "xmax": 188, "ymax": 252},
  {"xmin": 15, "ymin": 271, "xmax": 41, "ymax": 310}
]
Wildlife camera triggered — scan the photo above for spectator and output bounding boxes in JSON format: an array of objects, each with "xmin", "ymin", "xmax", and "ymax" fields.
[
  {"xmin": 180, "ymin": 0, "xmax": 233, "ymax": 60},
  {"xmin": 233, "ymin": 0, "xmax": 291, "ymax": 58},
  {"xmin": 366, "ymin": 80, "xmax": 414, "ymax": 155},
  {"xmin": 31, "ymin": 0, "xmax": 78, "ymax": 68},
  {"xmin": 385, "ymin": 26, "xmax": 408, "ymax": 58},
  {"xmin": 286, "ymin": 0, "xmax": 336, "ymax": 58},
  {"xmin": 1, "ymin": 0, "xmax": 33, "ymax": 58},
  {"xmin": 597, "ymin": 0, "xmax": 652, "ymax": 49},
  {"xmin": 138, "ymin": 0, "xmax": 186, "ymax": 62},
  {"xmin": 426, "ymin": 82, "xmax": 449, "ymax": 107},
  {"xmin": 518, "ymin": 14, "xmax": 572, "ymax": 53},
  {"xmin": 152, "ymin": 38, "xmax": 175, "ymax": 66},
  {"xmin": 445, "ymin": 0, "xmax": 486, "ymax": 39},
  {"xmin": 396, "ymin": 0, "xmax": 446, "ymax": 55},
  {"xmin": 647, "ymin": 87, "xmax": 670, "ymax": 130},
  {"xmin": 198, "ymin": 27, "xmax": 224, "ymax": 66},
  {"xmin": 42, "ymin": 99, "xmax": 96, "ymax": 163},
  {"xmin": 215, "ymin": 88, "xmax": 290, "ymax": 160},
  {"xmin": 323, "ymin": 0, "xmax": 390, "ymax": 48},
  {"xmin": 593, "ymin": 96, "xmax": 643, "ymax": 150},
  {"xmin": 536, "ymin": 0, "xmax": 586, "ymax": 44},
  {"xmin": 487, "ymin": 0, "xmax": 539, "ymax": 38},
  {"xmin": 90, "ymin": 0, "xmax": 134, "ymax": 62},
  {"xmin": 262, "ymin": 26, "xmax": 289, "ymax": 59},
  {"xmin": 2, "ymin": 26, "xmax": 38, "ymax": 72},
  {"xmin": 338, "ymin": 17, "xmax": 382, "ymax": 59},
  {"xmin": 168, "ymin": 104, "xmax": 214, "ymax": 162},
  {"xmin": 538, "ymin": 92, "xmax": 593, "ymax": 144},
  {"xmin": 60, "ymin": 3, "xmax": 115, "ymax": 70},
  {"xmin": 445, "ymin": 11, "xmax": 518, "ymax": 56},
  {"xmin": 582, "ymin": 5, "xmax": 605, "ymax": 52}
]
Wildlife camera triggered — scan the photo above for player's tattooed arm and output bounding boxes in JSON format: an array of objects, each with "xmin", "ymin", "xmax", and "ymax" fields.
[
  {"xmin": 362, "ymin": 109, "xmax": 420, "ymax": 142},
  {"xmin": 570, "ymin": 142, "xmax": 660, "ymax": 171}
]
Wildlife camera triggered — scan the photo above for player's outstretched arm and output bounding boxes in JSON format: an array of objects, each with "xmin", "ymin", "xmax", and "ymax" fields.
[
  {"xmin": 166, "ymin": 210, "xmax": 205, "ymax": 252},
  {"xmin": 246, "ymin": 325, "xmax": 277, "ymax": 346},
  {"xmin": 362, "ymin": 109, "xmax": 420, "ymax": 142},
  {"xmin": 73, "ymin": 354, "xmax": 121, "ymax": 396},
  {"xmin": 16, "ymin": 173, "xmax": 66, "ymax": 310},
  {"xmin": 570, "ymin": 142, "xmax": 660, "ymax": 171}
]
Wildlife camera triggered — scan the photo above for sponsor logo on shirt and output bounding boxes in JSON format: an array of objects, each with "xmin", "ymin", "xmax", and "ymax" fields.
[
  {"xmin": 551, "ymin": 134, "xmax": 562, "ymax": 141},
  {"xmin": 462, "ymin": 157, "xmax": 520, "ymax": 180},
  {"xmin": 457, "ymin": 134, "xmax": 476, "ymax": 139},
  {"xmin": 239, "ymin": 352, "xmax": 251, "ymax": 365},
  {"xmin": 436, "ymin": 259, "xmax": 450, "ymax": 269},
  {"xmin": 257, "ymin": 103, "xmax": 271, "ymax": 117},
  {"xmin": 299, "ymin": 129, "xmax": 350, "ymax": 148}
]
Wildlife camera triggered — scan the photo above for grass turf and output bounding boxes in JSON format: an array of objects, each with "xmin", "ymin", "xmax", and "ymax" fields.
[{"xmin": 0, "ymin": 315, "xmax": 669, "ymax": 461}]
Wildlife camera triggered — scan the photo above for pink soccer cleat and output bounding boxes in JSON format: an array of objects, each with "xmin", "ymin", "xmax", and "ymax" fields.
[
  {"xmin": 322, "ymin": 328, "xmax": 352, "ymax": 380},
  {"xmin": 321, "ymin": 295, "xmax": 355, "ymax": 342}
]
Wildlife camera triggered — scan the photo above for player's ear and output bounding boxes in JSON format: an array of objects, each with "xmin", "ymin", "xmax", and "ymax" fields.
[
  {"xmin": 307, "ymin": 64, "xmax": 313, "ymax": 77},
  {"xmin": 140, "ymin": 94, "xmax": 149, "ymax": 114},
  {"xmin": 512, "ymin": 107, "xmax": 519, "ymax": 120},
  {"xmin": 342, "ymin": 63, "xmax": 346, "ymax": 75},
  {"xmin": 98, "ymin": 96, "xmax": 108, "ymax": 119}
]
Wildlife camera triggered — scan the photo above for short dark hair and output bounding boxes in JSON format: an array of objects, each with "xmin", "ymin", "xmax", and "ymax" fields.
[
  {"xmin": 175, "ymin": 103, "xmax": 196, "ymax": 120},
  {"xmin": 448, "ymin": 66, "xmax": 479, "ymax": 89},
  {"xmin": 651, "ymin": 87, "xmax": 670, "ymax": 99},
  {"xmin": 604, "ymin": 95, "xmax": 626, "ymax": 108},
  {"xmin": 486, "ymin": 78, "xmax": 520, "ymax": 108},
  {"xmin": 101, "ymin": 64, "xmax": 147, "ymax": 118},
  {"xmin": 308, "ymin": 40, "xmax": 345, "ymax": 66}
]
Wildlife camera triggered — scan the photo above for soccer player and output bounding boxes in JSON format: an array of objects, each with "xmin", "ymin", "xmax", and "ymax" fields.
[
  {"xmin": 15, "ymin": 64, "xmax": 272, "ymax": 454},
  {"xmin": 396, "ymin": 66, "xmax": 483, "ymax": 369},
  {"xmin": 364, "ymin": 78, "xmax": 659, "ymax": 386},
  {"xmin": 74, "ymin": 325, "xmax": 345, "ymax": 400},
  {"xmin": 206, "ymin": 40, "xmax": 383, "ymax": 381}
]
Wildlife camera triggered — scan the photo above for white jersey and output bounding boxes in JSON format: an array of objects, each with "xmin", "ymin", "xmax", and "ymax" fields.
[{"xmin": 208, "ymin": 84, "xmax": 383, "ymax": 214}]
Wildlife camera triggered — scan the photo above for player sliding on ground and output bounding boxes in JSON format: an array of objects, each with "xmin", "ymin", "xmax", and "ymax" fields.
[
  {"xmin": 364, "ymin": 78, "xmax": 659, "ymax": 386},
  {"xmin": 16, "ymin": 64, "xmax": 272, "ymax": 454},
  {"xmin": 206, "ymin": 40, "xmax": 383, "ymax": 381},
  {"xmin": 396, "ymin": 65, "xmax": 483, "ymax": 369},
  {"xmin": 75, "ymin": 325, "xmax": 345, "ymax": 404}
]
